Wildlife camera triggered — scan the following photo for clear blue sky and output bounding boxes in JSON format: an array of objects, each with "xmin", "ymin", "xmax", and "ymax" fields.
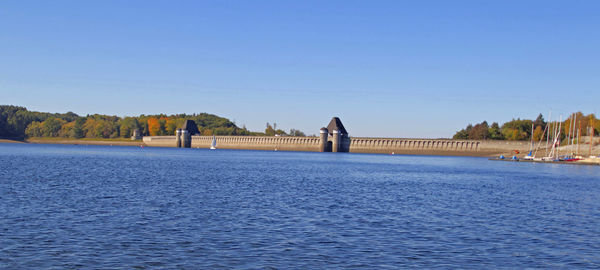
[{"xmin": 1, "ymin": 1, "xmax": 598, "ymax": 138}]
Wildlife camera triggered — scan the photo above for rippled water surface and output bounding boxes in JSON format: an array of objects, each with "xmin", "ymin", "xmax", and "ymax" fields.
[{"xmin": 1, "ymin": 143, "xmax": 599, "ymax": 268}]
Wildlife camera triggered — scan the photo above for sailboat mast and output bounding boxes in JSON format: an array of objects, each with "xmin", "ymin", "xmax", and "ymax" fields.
[
  {"xmin": 530, "ymin": 123, "xmax": 534, "ymax": 153},
  {"xmin": 546, "ymin": 111, "xmax": 551, "ymax": 156},
  {"xmin": 590, "ymin": 116, "xmax": 595, "ymax": 157},
  {"xmin": 566, "ymin": 114, "xmax": 572, "ymax": 149},
  {"xmin": 577, "ymin": 120, "xmax": 581, "ymax": 156},
  {"xmin": 548, "ymin": 120, "xmax": 557, "ymax": 158},
  {"xmin": 572, "ymin": 113, "xmax": 577, "ymax": 146},
  {"xmin": 556, "ymin": 118, "xmax": 562, "ymax": 158}
]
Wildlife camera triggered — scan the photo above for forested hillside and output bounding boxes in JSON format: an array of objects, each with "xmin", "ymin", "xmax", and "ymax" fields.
[
  {"xmin": 453, "ymin": 113, "xmax": 600, "ymax": 141},
  {"xmin": 0, "ymin": 105, "xmax": 252, "ymax": 140}
]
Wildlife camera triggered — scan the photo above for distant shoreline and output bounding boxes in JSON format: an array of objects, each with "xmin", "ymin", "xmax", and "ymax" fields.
[
  {"xmin": 0, "ymin": 138, "xmax": 146, "ymax": 146},
  {"xmin": 3, "ymin": 137, "xmax": 597, "ymax": 160},
  {"xmin": 0, "ymin": 139, "xmax": 25, "ymax": 143}
]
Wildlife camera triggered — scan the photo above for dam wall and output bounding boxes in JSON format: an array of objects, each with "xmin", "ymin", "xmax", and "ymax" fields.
[
  {"xmin": 143, "ymin": 135, "xmax": 534, "ymax": 156},
  {"xmin": 347, "ymin": 138, "xmax": 531, "ymax": 156}
]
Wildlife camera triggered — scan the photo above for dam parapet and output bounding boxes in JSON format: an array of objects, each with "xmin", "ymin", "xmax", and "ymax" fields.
[{"xmin": 142, "ymin": 117, "xmax": 536, "ymax": 156}]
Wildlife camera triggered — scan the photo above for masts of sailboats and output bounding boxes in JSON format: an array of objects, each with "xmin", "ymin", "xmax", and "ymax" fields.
[
  {"xmin": 547, "ymin": 117, "xmax": 562, "ymax": 160},
  {"xmin": 533, "ymin": 124, "xmax": 549, "ymax": 158}
]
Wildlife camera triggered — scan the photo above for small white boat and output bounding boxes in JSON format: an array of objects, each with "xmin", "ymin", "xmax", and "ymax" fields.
[{"xmin": 210, "ymin": 135, "xmax": 217, "ymax": 150}]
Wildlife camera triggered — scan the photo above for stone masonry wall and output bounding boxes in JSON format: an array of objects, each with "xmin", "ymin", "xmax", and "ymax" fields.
[{"xmin": 143, "ymin": 136, "xmax": 536, "ymax": 156}]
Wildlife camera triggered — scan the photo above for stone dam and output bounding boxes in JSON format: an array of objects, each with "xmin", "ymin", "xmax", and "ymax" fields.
[{"xmin": 142, "ymin": 117, "xmax": 534, "ymax": 157}]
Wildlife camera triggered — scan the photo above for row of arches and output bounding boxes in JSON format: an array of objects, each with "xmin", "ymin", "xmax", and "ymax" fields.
[
  {"xmin": 188, "ymin": 136, "xmax": 478, "ymax": 151},
  {"xmin": 350, "ymin": 139, "xmax": 479, "ymax": 151},
  {"xmin": 147, "ymin": 135, "xmax": 482, "ymax": 152},
  {"xmin": 191, "ymin": 136, "xmax": 320, "ymax": 145}
]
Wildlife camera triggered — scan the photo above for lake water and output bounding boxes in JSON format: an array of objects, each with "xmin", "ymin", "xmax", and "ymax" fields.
[{"xmin": 1, "ymin": 143, "xmax": 599, "ymax": 269}]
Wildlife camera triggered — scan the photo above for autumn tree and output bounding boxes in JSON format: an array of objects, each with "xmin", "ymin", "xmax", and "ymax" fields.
[
  {"xmin": 147, "ymin": 117, "xmax": 160, "ymax": 136},
  {"xmin": 59, "ymin": 121, "xmax": 75, "ymax": 137},
  {"xmin": 165, "ymin": 118, "xmax": 179, "ymax": 135},
  {"xmin": 468, "ymin": 121, "xmax": 489, "ymax": 140},
  {"xmin": 501, "ymin": 119, "xmax": 532, "ymax": 141},
  {"xmin": 25, "ymin": 121, "xmax": 43, "ymax": 137},
  {"xmin": 532, "ymin": 126, "xmax": 544, "ymax": 141}
]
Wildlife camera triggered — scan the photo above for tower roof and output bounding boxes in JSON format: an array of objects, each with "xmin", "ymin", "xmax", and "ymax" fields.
[
  {"xmin": 326, "ymin": 117, "xmax": 348, "ymax": 135},
  {"xmin": 181, "ymin": 120, "xmax": 200, "ymax": 135}
]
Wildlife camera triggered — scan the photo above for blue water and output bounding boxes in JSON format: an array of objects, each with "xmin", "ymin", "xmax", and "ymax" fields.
[{"xmin": 1, "ymin": 143, "xmax": 599, "ymax": 269}]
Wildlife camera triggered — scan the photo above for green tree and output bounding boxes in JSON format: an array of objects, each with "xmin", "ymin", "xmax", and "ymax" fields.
[
  {"xmin": 71, "ymin": 118, "xmax": 85, "ymax": 138},
  {"xmin": 119, "ymin": 117, "xmax": 139, "ymax": 138},
  {"xmin": 265, "ymin": 123, "xmax": 275, "ymax": 136},
  {"xmin": 533, "ymin": 113, "xmax": 546, "ymax": 130},
  {"xmin": 453, "ymin": 124, "xmax": 472, "ymax": 139},
  {"xmin": 59, "ymin": 121, "xmax": 75, "ymax": 137},
  {"xmin": 41, "ymin": 118, "xmax": 66, "ymax": 137},
  {"xmin": 488, "ymin": 122, "xmax": 504, "ymax": 140},
  {"xmin": 289, "ymin": 129, "xmax": 306, "ymax": 136},
  {"xmin": 25, "ymin": 121, "xmax": 43, "ymax": 137}
]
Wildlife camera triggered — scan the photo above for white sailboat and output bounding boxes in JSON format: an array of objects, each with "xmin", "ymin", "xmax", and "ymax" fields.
[
  {"xmin": 523, "ymin": 123, "xmax": 535, "ymax": 160},
  {"xmin": 210, "ymin": 135, "xmax": 217, "ymax": 150}
]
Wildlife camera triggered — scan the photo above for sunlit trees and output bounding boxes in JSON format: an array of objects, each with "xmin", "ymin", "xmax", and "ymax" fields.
[
  {"xmin": 71, "ymin": 118, "xmax": 85, "ymax": 138},
  {"xmin": 40, "ymin": 118, "xmax": 66, "ymax": 137},
  {"xmin": 59, "ymin": 121, "xmax": 75, "ymax": 137},
  {"xmin": 532, "ymin": 126, "xmax": 544, "ymax": 141},
  {"xmin": 119, "ymin": 117, "xmax": 139, "ymax": 138},
  {"xmin": 501, "ymin": 119, "xmax": 533, "ymax": 141},
  {"xmin": 147, "ymin": 117, "xmax": 160, "ymax": 136},
  {"xmin": 165, "ymin": 118, "xmax": 180, "ymax": 135},
  {"xmin": 468, "ymin": 121, "xmax": 489, "ymax": 140},
  {"xmin": 25, "ymin": 121, "xmax": 43, "ymax": 137}
]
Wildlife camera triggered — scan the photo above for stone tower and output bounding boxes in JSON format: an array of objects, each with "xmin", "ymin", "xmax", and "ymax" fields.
[
  {"xmin": 130, "ymin": 129, "xmax": 141, "ymax": 140},
  {"xmin": 319, "ymin": 127, "xmax": 329, "ymax": 152},
  {"xmin": 319, "ymin": 117, "xmax": 350, "ymax": 152},
  {"xmin": 176, "ymin": 120, "xmax": 200, "ymax": 148}
]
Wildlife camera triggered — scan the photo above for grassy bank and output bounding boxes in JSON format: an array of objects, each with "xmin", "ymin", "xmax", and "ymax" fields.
[
  {"xmin": 25, "ymin": 137, "xmax": 144, "ymax": 146},
  {"xmin": 0, "ymin": 139, "xmax": 25, "ymax": 143}
]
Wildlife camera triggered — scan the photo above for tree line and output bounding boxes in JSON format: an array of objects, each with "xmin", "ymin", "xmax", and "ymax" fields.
[
  {"xmin": 453, "ymin": 113, "xmax": 600, "ymax": 141},
  {"xmin": 0, "ymin": 105, "xmax": 307, "ymax": 140}
]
